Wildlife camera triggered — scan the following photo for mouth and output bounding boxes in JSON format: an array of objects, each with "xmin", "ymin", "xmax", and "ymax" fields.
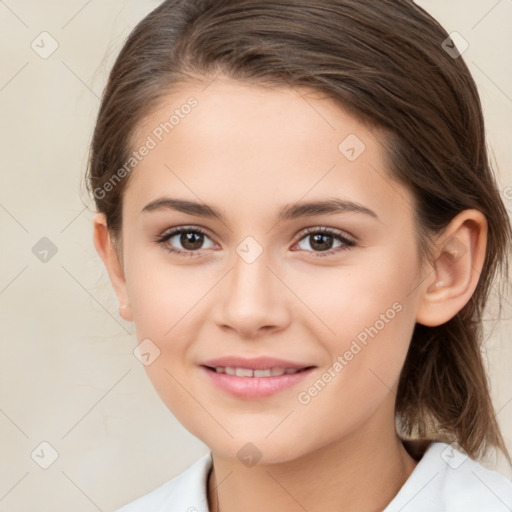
[
  {"xmin": 203, "ymin": 365, "xmax": 314, "ymax": 377},
  {"xmin": 199, "ymin": 364, "xmax": 316, "ymax": 399}
]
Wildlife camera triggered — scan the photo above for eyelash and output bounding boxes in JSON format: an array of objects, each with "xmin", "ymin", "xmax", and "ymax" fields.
[{"xmin": 154, "ymin": 226, "xmax": 356, "ymax": 258}]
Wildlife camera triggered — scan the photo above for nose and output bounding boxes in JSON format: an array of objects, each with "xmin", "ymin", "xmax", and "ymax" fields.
[{"xmin": 212, "ymin": 248, "xmax": 292, "ymax": 339}]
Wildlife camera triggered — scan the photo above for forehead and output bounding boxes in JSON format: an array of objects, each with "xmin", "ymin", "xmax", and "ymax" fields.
[{"xmin": 125, "ymin": 76, "xmax": 414, "ymax": 226}]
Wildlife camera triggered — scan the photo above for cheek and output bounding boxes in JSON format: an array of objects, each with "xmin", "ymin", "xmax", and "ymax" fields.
[
  {"xmin": 125, "ymin": 266, "xmax": 202, "ymax": 420},
  {"xmin": 291, "ymin": 298, "xmax": 415, "ymax": 447},
  {"xmin": 289, "ymin": 247, "xmax": 417, "ymax": 344},
  {"xmin": 124, "ymin": 250, "xmax": 211, "ymax": 338},
  {"xmin": 122, "ymin": 253, "xmax": 213, "ymax": 404},
  {"xmin": 295, "ymin": 246, "xmax": 419, "ymax": 399}
]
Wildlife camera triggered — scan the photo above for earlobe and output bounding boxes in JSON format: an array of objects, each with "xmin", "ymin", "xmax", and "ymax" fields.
[
  {"xmin": 92, "ymin": 213, "xmax": 133, "ymax": 322},
  {"xmin": 416, "ymin": 210, "xmax": 487, "ymax": 327}
]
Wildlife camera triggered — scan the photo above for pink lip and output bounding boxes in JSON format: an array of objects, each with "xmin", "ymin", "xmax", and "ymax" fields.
[{"xmin": 199, "ymin": 356, "xmax": 316, "ymax": 399}]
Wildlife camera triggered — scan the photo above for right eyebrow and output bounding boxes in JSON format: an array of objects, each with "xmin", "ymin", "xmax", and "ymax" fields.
[{"xmin": 141, "ymin": 197, "xmax": 222, "ymax": 219}]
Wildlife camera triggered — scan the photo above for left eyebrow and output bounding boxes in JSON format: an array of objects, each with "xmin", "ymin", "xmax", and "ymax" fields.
[
  {"xmin": 141, "ymin": 197, "xmax": 379, "ymax": 221},
  {"xmin": 278, "ymin": 199, "xmax": 378, "ymax": 221}
]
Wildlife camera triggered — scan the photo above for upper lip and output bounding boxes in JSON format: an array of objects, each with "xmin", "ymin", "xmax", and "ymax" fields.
[{"xmin": 201, "ymin": 356, "xmax": 314, "ymax": 371}]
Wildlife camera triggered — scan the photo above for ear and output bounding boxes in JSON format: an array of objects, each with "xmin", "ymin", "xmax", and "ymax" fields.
[
  {"xmin": 416, "ymin": 209, "xmax": 488, "ymax": 327},
  {"xmin": 92, "ymin": 213, "xmax": 133, "ymax": 322}
]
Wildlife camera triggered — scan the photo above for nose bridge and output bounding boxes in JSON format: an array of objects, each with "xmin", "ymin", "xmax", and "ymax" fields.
[
  {"xmin": 230, "ymin": 242, "xmax": 275, "ymax": 310},
  {"xmin": 215, "ymin": 238, "xmax": 289, "ymax": 335},
  {"xmin": 232, "ymin": 245, "xmax": 270, "ymax": 298}
]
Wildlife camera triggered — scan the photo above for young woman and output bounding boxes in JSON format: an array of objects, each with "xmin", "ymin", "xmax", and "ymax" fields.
[{"xmin": 86, "ymin": 0, "xmax": 512, "ymax": 510}]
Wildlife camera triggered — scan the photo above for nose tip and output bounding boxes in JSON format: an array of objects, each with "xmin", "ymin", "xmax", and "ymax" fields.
[{"xmin": 212, "ymin": 252, "xmax": 290, "ymax": 338}]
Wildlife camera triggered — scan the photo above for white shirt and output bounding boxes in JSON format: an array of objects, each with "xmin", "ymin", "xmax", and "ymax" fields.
[{"xmin": 116, "ymin": 441, "xmax": 512, "ymax": 511}]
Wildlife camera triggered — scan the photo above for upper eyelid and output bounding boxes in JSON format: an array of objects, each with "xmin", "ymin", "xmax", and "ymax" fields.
[
  {"xmin": 159, "ymin": 225, "xmax": 216, "ymax": 243},
  {"xmin": 297, "ymin": 226, "xmax": 356, "ymax": 243}
]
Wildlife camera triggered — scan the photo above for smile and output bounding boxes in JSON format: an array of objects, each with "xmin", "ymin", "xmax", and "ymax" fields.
[
  {"xmin": 209, "ymin": 366, "xmax": 304, "ymax": 377},
  {"xmin": 200, "ymin": 365, "xmax": 316, "ymax": 399}
]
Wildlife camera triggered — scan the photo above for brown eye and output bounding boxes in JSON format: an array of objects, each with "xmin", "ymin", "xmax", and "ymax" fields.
[
  {"xmin": 178, "ymin": 231, "xmax": 205, "ymax": 251},
  {"xmin": 156, "ymin": 226, "xmax": 216, "ymax": 256},
  {"xmin": 295, "ymin": 228, "xmax": 356, "ymax": 256},
  {"xmin": 303, "ymin": 232, "xmax": 336, "ymax": 251}
]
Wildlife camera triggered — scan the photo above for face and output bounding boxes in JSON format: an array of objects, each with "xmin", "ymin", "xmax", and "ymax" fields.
[{"xmin": 114, "ymin": 76, "xmax": 427, "ymax": 464}]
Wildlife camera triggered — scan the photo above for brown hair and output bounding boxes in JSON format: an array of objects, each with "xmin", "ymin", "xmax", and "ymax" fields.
[{"xmin": 85, "ymin": 0, "xmax": 512, "ymax": 463}]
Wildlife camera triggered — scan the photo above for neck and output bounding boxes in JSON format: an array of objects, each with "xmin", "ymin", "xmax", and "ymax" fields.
[{"xmin": 207, "ymin": 408, "xmax": 419, "ymax": 512}]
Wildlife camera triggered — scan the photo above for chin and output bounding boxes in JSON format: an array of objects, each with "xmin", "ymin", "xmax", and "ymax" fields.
[{"xmin": 202, "ymin": 432, "xmax": 313, "ymax": 466}]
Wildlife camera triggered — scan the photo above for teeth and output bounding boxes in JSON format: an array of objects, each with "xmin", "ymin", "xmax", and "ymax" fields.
[
  {"xmin": 254, "ymin": 369, "xmax": 273, "ymax": 377},
  {"xmin": 213, "ymin": 366, "xmax": 301, "ymax": 377},
  {"xmin": 235, "ymin": 367, "xmax": 253, "ymax": 377}
]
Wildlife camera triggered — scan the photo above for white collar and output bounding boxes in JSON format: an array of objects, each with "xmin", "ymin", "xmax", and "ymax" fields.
[{"xmin": 118, "ymin": 441, "xmax": 512, "ymax": 511}]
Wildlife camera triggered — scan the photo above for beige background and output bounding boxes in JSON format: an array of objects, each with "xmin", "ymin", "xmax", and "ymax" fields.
[{"xmin": 0, "ymin": 1, "xmax": 511, "ymax": 510}]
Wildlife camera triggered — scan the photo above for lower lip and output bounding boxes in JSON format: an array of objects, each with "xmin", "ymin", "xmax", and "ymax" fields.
[{"xmin": 200, "ymin": 366, "xmax": 315, "ymax": 399}]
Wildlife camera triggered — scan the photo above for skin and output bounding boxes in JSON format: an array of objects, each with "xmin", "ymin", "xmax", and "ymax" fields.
[{"xmin": 93, "ymin": 76, "xmax": 488, "ymax": 512}]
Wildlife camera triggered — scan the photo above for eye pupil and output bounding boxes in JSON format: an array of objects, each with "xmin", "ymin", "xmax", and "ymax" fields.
[
  {"xmin": 181, "ymin": 231, "xmax": 204, "ymax": 250},
  {"xmin": 310, "ymin": 233, "xmax": 333, "ymax": 251}
]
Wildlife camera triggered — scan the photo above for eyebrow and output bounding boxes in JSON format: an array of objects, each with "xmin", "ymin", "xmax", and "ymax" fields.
[{"xmin": 141, "ymin": 197, "xmax": 378, "ymax": 221}]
